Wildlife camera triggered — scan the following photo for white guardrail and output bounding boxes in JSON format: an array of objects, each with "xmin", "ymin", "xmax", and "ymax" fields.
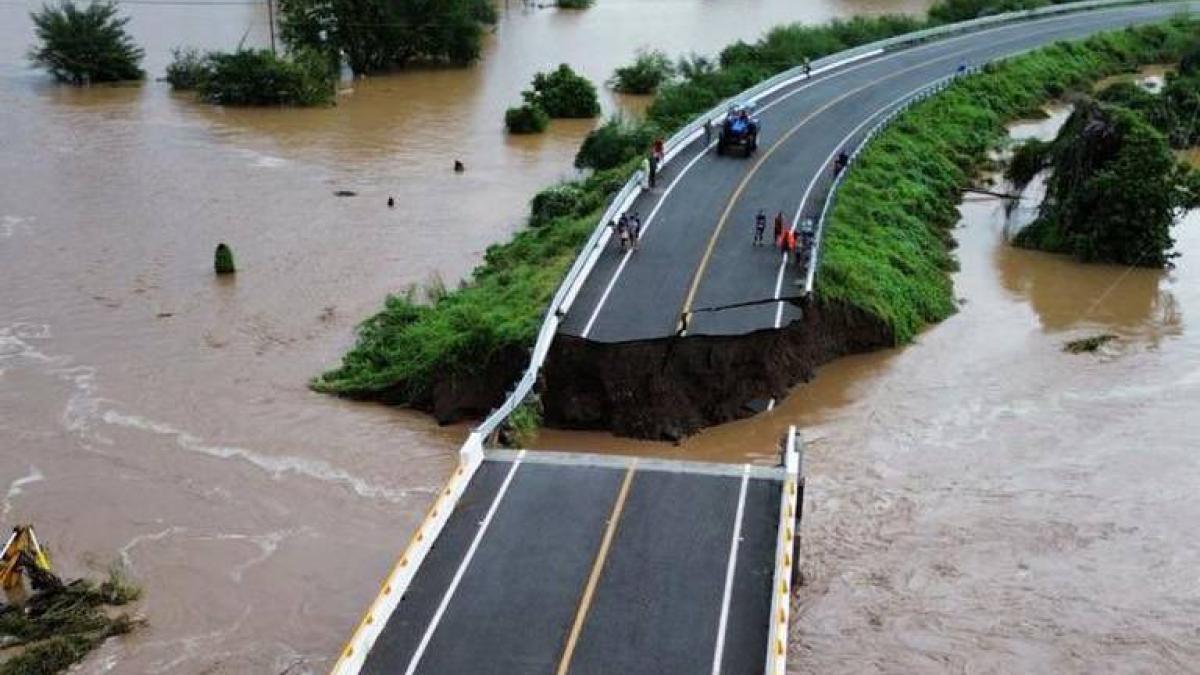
[
  {"xmin": 765, "ymin": 426, "xmax": 802, "ymax": 675},
  {"xmin": 331, "ymin": 1, "xmax": 1161, "ymax": 672},
  {"xmin": 475, "ymin": 0, "xmax": 1159, "ymax": 446}
]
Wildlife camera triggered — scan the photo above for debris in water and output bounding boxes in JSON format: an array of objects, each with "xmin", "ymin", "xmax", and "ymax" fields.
[
  {"xmin": 1064, "ymin": 333, "xmax": 1117, "ymax": 353},
  {"xmin": 333, "ymin": 190, "xmax": 357, "ymax": 197},
  {"xmin": 214, "ymin": 243, "xmax": 235, "ymax": 275}
]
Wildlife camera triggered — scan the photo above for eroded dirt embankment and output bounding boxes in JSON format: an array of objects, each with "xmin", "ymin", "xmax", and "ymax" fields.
[{"xmin": 542, "ymin": 300, "xmax": 893, "ymax": 440}]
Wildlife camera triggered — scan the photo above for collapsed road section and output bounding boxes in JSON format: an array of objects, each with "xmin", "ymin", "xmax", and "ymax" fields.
[{"xmin": 332, "ymin": 429, "xmax": 803, "ymax": 675}]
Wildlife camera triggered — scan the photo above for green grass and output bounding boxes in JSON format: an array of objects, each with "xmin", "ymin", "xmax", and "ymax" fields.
[
  {"xmin": 312, "ymin": 163, "xmax": 635, "ymax": 401},
  {"xmin": 817, "ymin": 18, "xmax": 1200, "ymax": 343}
]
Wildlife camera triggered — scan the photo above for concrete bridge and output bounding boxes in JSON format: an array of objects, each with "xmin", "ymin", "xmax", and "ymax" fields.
[{"xmin": 332, "ymin": 2, "xmax": 1190, "ymax": 673}]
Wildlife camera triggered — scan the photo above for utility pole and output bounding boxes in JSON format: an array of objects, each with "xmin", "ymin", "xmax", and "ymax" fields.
[{"xmin": 266, "ymin": 0, "xmax": 277, "ymax": 55}]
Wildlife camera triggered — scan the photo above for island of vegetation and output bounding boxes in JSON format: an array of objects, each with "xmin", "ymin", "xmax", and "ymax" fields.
[
  {"xmin": 314, "ymin": 3, "xmax": 1200, "ymax": 439},
  {"xmin": 505, "ymin": 64, "xmax": 600, "ymax": 134}
]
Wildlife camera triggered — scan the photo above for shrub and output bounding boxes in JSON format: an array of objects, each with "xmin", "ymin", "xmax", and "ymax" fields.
[
  {"xmin": 279, "ymin": 0, "xmax": 497, "ymax": 75},
  {"xmin": 530, "ymin": 185, "xmax": 586, "ymax": 226},
  {"xmin": 165, "ymin": 47, "xmax": 207, "ymax": 90},
  {"xmin": 505, "ymin": 104, "xmax": 550, "ymax": 133},
  {"xmin": 28, "ymin": 0, "xmax": 143, "ymax": 84},
  {"xmin": 557, "ymin": 0, "xmax": 593, "ymax": 7},
  {"xmin": 1005, "ymin": 137, "xmax": 1051, "ymax": 187},
  {"xmin": 611, "ymin": 49, "xmax": 675, "ymax": 94},
  {"xmin": 196, "ymin": 49, "xmax": 333, "ymax": 106},
  {"xmin": 523, "ymin": 64, "xmax": 600, "ymax": 118},
  {"xmin": 1013, "ymin": 100, "xmax": 1195, "ymax": 266},
  {"xmin": 214, "ymin": 243, "xmax": 236, "ymax": 274},
  {"xmin": 575, "ymin": 115, "xmax": 659, "ymax": 170}
]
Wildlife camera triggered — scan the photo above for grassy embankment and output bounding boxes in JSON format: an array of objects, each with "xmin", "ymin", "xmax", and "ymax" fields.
[
  {"xmin": 312, "ymin": 11, "xmax": 952, "ymax": 401},
  {"xmin": 817, "ymin": 18, "xmax": 1200, "ymax": 343},
  {"xmin": 311, "ymin": 0, "xmax": 1162, "ymax": 405}
]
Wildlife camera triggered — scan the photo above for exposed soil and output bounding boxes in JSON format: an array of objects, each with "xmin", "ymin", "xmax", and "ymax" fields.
[{"xmin": 542, "ymin": 299, "xmax": 894, "ymax": 440}]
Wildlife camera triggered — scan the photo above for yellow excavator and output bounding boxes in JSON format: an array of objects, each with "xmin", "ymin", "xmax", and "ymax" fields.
[{"xmin": 0, "ymin": 525, "xmax": 61, "ymax": 606}]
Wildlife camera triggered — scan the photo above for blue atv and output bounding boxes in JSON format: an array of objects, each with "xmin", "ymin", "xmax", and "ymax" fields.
[{"xmin": 716, "ymin": 103, "xmax": 759, "ymax": 157}]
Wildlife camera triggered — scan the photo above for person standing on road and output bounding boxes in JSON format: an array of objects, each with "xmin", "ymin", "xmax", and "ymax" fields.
[
  {"xmin": 630, "ymin": 212, "xmax": 643, "ymax": 251},
  {"xmin": 640, "ymin": 156, "xmax": 651, "ymax": 190},
  {"xmin": 653, "ymin": 137, "xmax": 665, "ymax": 164},
  {"xmin": 804, "ymin": 58, "xmax": 812, "ymax": 79},
  {"xmin": 754, "ymin": 209, "xmax": 767, "ymax": 246},
  {"xmin": 833, "ymin": 149, "xmax": 850, "ymax": 177},
  {"xmin": 773, "ymin": 211, "xmax": 785, "ymax": 244},
  {"xmin": 613, "ymin": 214, "xmax": 629, "ymax": 252},
  {"xmin": 703, "ymin": 118, "xmax": 713, "ymax": 145},
  {"xmin": 648, "ymin": 153, "xmax": 659, "ymax": 189}
]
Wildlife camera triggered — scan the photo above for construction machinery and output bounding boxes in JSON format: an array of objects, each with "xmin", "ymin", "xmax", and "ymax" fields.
[
  {"xmin": 716, "ymin": 102, "xmax": 760, "ymax": 157},
  {"xmin": 1, "ymin": 525, "xmax": 60, "ymax": 606}
]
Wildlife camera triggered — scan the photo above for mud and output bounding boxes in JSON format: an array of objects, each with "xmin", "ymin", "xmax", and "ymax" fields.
[{"xmin": 543, "ymin": 300, "xmax": 893, "ymax": 440}]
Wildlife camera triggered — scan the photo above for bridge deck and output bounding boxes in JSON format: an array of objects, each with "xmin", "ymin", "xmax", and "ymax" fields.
[{"xmin": 360, "ymin": 452, "xmax": 785, "ymax": 675}]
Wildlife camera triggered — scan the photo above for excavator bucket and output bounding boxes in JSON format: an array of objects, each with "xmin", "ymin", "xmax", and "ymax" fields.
[{"xmin": 0, "ymin": 525, "xmax": 59, "ymax": 606}]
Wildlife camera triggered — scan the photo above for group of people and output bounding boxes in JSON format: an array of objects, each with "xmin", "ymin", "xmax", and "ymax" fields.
[
  {"xmin": 611, "ymin": 211, "xmax": 644, "ymax": 253},
  {"xmin": 753, "ymin": 209, "xmax": 815, "ymax": 271}
]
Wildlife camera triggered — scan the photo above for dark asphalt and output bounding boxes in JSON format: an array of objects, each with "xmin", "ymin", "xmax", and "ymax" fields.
[
  {"xmin": 560, "ymin": 3, "xmax": 1194, "ymax": 343},
  {"xmin": 361, "ymin": 458, "xmax": 781, "ymax": 674}
]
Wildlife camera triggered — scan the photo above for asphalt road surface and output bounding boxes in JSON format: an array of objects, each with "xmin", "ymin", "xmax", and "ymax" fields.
[
  {"xmin": 360, "ymin": 454, "xmax": 783, "ymax": 675},
  {"xmin": 559, "ymin": 2, "xmax": 1196, "ymax": 343}
]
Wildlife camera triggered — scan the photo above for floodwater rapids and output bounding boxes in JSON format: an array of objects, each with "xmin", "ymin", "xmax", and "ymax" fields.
[{"xmin": 4, "ymin": 2, "xmax": 1198, "ymax": 673}]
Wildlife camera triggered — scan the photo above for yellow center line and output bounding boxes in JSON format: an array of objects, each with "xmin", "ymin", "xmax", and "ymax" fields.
[
  {"xmin": 676, "ymin": 43, "xmax": 987, "ymax": 333},
  {"xmin": 556, "ymin": 461, "xmax": 638, "ymax": 675}
]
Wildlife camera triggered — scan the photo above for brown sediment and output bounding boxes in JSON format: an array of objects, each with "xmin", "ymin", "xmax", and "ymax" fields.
[{"xmin": 541, "ymin": 300, "xmax": 893, "ymax": 441}]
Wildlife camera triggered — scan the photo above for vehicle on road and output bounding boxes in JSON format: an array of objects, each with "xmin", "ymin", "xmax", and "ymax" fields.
[{"xmin": 717, "ymin": 103, "xmax": 759, "ymax": 157}]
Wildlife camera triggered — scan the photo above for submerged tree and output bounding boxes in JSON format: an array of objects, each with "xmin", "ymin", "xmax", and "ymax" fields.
[
  {"xmin": 28, "ymin": 0, "xmax": 144, "ymax": 84},
  {"xmin": 279, "ymin": 0, "xmax": 496, "ymax": 76},
  {"xmin": 1010, "ymin": 99, "xmax": 1198, "ymax": 267}
]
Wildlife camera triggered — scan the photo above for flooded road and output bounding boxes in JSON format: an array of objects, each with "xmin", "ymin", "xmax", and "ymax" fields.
[
  {"xmin": 542, "ymin": 109, "xmax": 1200, "ymax": 672},
  {"xmin": 0, "ymin": 0, "xmax": 935, "ymax": 672}
]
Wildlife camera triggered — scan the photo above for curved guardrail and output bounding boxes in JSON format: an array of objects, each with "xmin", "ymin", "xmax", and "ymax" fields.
[
  {"xmin": 472, "ymin": 0, "xmax": 1159, "ymax": 446},
  {"xmin": 802, "ymin": 70, "xmax": 966, "ymax": 293}
]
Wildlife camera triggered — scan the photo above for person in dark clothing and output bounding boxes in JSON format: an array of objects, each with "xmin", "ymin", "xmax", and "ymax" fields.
[
  {"xmin": 803, "ymin": 58, "xmax": 812, "ymax": 78},
  {"xmin": 773, "ymin": 211, "xmax": 785, "ymax": 244},
  {"xmin": 833, "ymin": 150, "xmax": 850, "ymax": 177},
  {"xmin": 630, "ymin": 212, "xmax": 643, "ymax": 251},
  {"xmin": 613, "ymin": 214, "xmax": 629, "ymax": 252},
  {"xmin": 453, "ymin": 160, "xmax": 465, "ymax": 173},
  {"xmin": 754, "ymin": 209, "xmax": 767, "ymax": 246},
  {"xmin": 648, "ymin": 153, "xmax": 658, "ymax": 189},
  {"xmin": 387, "ymin": 196, "xmax": 395, "ymax": 208}
]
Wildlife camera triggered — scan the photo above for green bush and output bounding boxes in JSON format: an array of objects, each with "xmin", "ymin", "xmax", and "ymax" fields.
[
  {"xmin": 1005, "ymin": 137, "xmax": 1052, "ymax": 186},
  {"xmin": 505, "ymin": 104, "xmax": 550, "ymax": 134},
  {"xmin": 557, "ymin": 0, "xmax": 593, "ymax": 7},
  {"xmin": 1013, "ymin": 100, "xmax": 1196, "ymax": 266},
  {"xmin": 523, "ymin": 64, "xmax": 600, "ymax": 118},
  {"xmin": 196, "ymin": 49, "xmax": 333, "ymax": 106},
  {"xmin": 531, "ymin": 185, "xmax": 586, "ymax": 226},
  {"xmin": 611, "ymin": 49, "xmax": 675, "ymax": 94},
  {"xmin": 575, "ymin": 116, "xmax": 659, "ymax": 171},
  {"xmin": 279, "ymin": 0, "xmax": 496, "ymax": 75},
  {"xmin": 165, "ymin": 47, "xmax": 207, "ymax": 90},
  {"xmin": 28, "ymin": 0, "xmax": 144, "ymax": 84},
  {"xmin": 214, "ymin": 243, "xmax": 236, "ymax": 274}
]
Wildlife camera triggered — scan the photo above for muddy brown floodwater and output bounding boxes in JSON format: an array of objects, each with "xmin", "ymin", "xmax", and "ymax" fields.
[
  {"xmin": 539, "ymin": 109, "xmax": 1200, "ymax": 672},
  {"xmin": 0, "ymin": 0, "xmax": 936, "ymax": 672}
]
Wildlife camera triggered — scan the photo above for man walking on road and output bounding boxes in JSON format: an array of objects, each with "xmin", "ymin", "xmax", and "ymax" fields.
[
  {"xmin": 754, "ymin": 209, "xmax": 767, "ymax": 246},
  {"xmin": 630, "ymin": 212, "xmax": 643, "ymax": 251},
  {"xmin": 773, "ymin": 211, "xmax": 785, "ymax": 244}
]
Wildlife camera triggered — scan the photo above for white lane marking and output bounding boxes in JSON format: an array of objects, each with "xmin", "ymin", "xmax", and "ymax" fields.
[
  {"xmin": 770, "ymin": 76, "xmax": 957, "ymax": 329},
  {"xmin": 581, "ymin": 9, "xmax": 1128, "ymax": 339},
  {"xmin": 404, "ymin": 451, "xmax": 526, "ymax": 675},
  {"xmin": 711, "ymin": 465, "xmax": 751, "ymax": 675},
  {"xmin": 581, "ymin": 144, "xmax": 713, "ymax": 338}
]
